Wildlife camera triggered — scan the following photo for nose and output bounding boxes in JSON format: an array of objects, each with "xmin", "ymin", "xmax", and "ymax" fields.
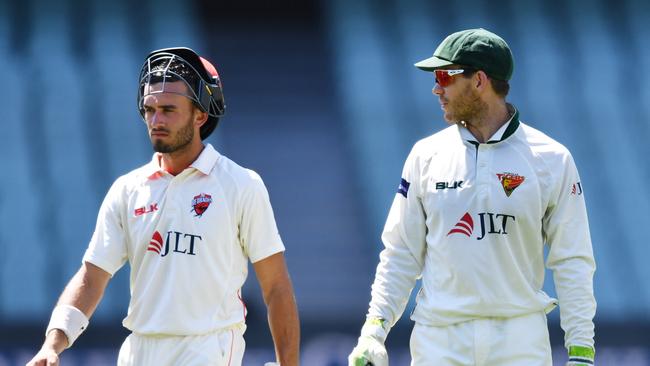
[
  {"xmin": 432, "ymin": 83, "xmax": 443, "ymax": 96},
  {"xmin": 149, "ymin": 110, "xmax": 164, "ymax": 127}
]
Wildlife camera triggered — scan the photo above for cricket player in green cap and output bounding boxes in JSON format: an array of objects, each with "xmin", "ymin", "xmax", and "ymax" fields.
[{"xmin": 348, "ymin": 28, "xmax": 596, "ymax": 366}]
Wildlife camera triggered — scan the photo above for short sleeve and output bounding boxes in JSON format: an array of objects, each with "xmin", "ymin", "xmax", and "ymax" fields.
[
  {"xmin": 239, "ymin": 172, "xmax": 285, "ymax": 263},
  {"xmin": 82, "ymin": 178, "xmax": 129, "ymax": 276}
]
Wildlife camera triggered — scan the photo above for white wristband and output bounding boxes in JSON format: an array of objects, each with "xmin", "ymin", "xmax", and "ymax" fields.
[{"xmin": 46, "ymin": 305, "xmax": 89, "ymax": 348}]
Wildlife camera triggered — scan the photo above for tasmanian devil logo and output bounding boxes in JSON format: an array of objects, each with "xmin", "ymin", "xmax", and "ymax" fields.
[
  {"xmin": 191, "ymin": 193, "xmax": 212, "ymax": 217},
  {"xmin": 496, "ymin": 172, "xmax": 525, "ymax": 197}
]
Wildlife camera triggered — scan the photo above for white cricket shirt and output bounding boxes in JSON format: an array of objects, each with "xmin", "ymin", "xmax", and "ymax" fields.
[
  {"xmin": 83, "ymin": 144, "xmax": 285, "ymax": 335},
  {"xmin": 368, "ymin": 106, "xmax": 596, "ymax": 348}
]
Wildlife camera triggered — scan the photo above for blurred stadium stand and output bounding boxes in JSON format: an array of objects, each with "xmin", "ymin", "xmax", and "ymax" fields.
[{"xmin": 0, "ymin": 0, "xmax": 648, "ymax": 364}]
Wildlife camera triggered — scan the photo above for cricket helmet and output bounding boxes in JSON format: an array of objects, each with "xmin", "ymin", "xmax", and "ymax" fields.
[{"xmin": 137, "ymin": 47, "xmax": 226, "ymax": 140}]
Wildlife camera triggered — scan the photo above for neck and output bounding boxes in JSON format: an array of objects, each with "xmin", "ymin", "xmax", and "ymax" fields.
[
  {"xmin": 159, "ymin": 141, "xmax": 205, "ymax": 176},
  {"xmin": 464, "ymin": 101, "xmax": 511, "ymax": 143}
]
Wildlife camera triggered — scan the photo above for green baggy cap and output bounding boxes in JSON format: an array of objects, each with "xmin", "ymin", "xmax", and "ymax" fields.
[{"xmin": 414, "ymin": 28, "xmax": 514, "ymax": 81}]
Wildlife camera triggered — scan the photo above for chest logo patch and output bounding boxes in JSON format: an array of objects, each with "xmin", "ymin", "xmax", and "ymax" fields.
[
  {"xmin": 447, "ymin": 211, "xmax": 516, "ymax": 240},
  {"xmin": 447, "ymin": 212, "xmax": 474, "ymax": 237},
  {"xmin": 147, "ymin": 231, "xmax": 164, "ymax": 254},
  {"xmin": 191, "ymin": 193, "xmax": 213, "ymax": 217},
  {"xmin": 496, "ymin": 172, "xmax": 525, "ymax": 197}
]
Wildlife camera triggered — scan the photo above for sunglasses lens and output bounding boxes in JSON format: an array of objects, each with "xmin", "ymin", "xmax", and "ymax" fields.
[{"xmin": 435, "ymin": 70, "xmax": 451, "ymax": 87}]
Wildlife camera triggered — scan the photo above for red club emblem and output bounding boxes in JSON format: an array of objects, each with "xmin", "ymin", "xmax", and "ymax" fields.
[
  {"xmin": 496, "ymin": 173, "xmax": 525, "ymax": 197},
  {"xmin": 191, "ymin": 193, "xmax": 213, "ymax": 217}
]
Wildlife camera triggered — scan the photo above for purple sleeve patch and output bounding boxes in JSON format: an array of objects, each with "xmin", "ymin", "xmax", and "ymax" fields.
[{"xmin": 398, "ymin": 178, "xmax": 410, "ymax": 198}]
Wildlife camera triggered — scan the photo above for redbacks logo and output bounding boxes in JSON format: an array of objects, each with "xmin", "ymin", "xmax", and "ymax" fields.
[
  {"xmin": 191, "ymin": 193, "xmax": 212, "ymax": 217},
  {"xmin": 496, "ymin": 172, "xmax": 525, "ymax": 197},
  {"xmin": 447, "ymin": 211, "xmax": 516, "ymax": 240}
]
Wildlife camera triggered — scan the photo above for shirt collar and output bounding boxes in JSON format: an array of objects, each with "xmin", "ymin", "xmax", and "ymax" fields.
[
  {"xmin": 190, "ymin": 143, "xmax": 220, "ymax": 175},
  {"xmin": 458, "ymin": 103, "xmax": 520, "ymax": 144},
  {"xmin": 142, "ymin": 143, "xmax": 220, "ymax": 179}
]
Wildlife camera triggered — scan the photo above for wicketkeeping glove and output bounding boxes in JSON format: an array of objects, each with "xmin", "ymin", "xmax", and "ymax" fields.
[
  {"xmin": 348, "ymin": 318, "xmax": 389, "ymax": 366},
  {"xmin": 566, "ymin": 345, "xmax": 595, "ymax": 366}
]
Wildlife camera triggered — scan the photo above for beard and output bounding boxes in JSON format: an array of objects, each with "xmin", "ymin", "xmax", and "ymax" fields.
[
  {"xmin": 151, "ymin": 115, "xmax": 195, "ymax": 153},
  {"xmin": 443, "ymin": 83, "xmax": 488, "ymax": 125}
]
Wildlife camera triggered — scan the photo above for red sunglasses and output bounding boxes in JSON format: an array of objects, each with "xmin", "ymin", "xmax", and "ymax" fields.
[{"xmin": 434, "ymin": 69, "xmax": 466, "ymax": 87}]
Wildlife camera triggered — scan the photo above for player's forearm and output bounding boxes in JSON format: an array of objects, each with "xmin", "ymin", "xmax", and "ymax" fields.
[
  {"xmin": 551, "ymin": 256, "xmax": 596, "ymax": 348},
  {"xmin": 367, "ymin": 244, "xmax": 422, "ymax": 328},
  {"xmin": 266, "ymin": 285, "xmax": 300, "ymax": 366},
  {"xmin": 57, "ymin": 262, "xmax": 110, "ymax": 317},
  {"xmin": 40, "ymin": 262, "xmax": 111, "ymax": 352}
]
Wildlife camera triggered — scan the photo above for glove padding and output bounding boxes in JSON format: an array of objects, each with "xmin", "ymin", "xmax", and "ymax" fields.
[
  {"xmin": 348, "ymin": 336, "xmax": 388, "ymax": 366},
  {"xmin": 348, "ymin": 318, "xmax": 389, "ymax": 366},
  {"xmin": 566, "ymin": 345, "xmax": 594, "ymax": 366}
]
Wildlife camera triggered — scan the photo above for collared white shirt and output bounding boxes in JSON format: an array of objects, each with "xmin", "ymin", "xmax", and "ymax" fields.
[
  {"xmin": 368, "ymin": 108, "xmax": 596, "ymax": 348},
  {"xmin": 84, "ymin": 144, "xmax": 285, "ymax": 335}
]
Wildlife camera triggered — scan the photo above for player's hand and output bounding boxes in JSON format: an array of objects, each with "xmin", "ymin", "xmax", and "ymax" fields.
[
  {"xmin": 25, "ymin": 348, "xmax": 60, "ymax": 366},
  {"xmin": 566, "ymin": 345, "xmax": 594, "ymax": 366},
  {"xmin": 348, "ymin": 335, "xmax": 388, "ymax": 366},
  {"xmin": 348, "ymin": 318, "xmax": 389, "ymax": 366}
]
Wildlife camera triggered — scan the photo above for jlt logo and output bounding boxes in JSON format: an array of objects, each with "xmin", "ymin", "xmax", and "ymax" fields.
[
  {"xmin": 571, "ymin": 182, "xmax": 583, "ymax": 195},
  {"xmin": 147, "ymin": 230, "xmax": 202, "ymax": 256},
  {"xmin": 447, "ymin": 212, "xmax": 516, "ymax": 240}
]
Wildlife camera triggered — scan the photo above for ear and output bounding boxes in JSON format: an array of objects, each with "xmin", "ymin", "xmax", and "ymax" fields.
[
  {"xmin": 475, "ymin": 71, "xmax": 490, "ymax": 91},
  {"xmin": 194, "ymin": 108, "xmax": 209, "ymax": 128}
]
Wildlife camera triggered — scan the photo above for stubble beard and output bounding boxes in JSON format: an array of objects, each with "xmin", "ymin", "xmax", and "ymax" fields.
[
  {"xmin": 444, "ymin": 83, "xmax": 488, "ymax": 127},
  {"xmin": 152, "ymin": 115, "xmax": 195, "ymax": 153}
]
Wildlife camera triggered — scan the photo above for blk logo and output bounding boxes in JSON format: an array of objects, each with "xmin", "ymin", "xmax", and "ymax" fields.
[
  {"xmin": 447, "ymin": 212, "xmax": 516, "ymax": 240},
  {"xmin": 134, "ymin": 203, "xmax": 158, "ymax": 217},
  {"xmin": 147, "ymin": 230, "xmax": 202, "ymax": 257},
  {"xmin": 436, "ymin": 181, "xmax": 463, "ymax": 190}
]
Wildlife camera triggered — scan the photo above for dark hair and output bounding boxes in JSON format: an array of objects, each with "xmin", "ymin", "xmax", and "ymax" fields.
[
  {"xmin": 460, "ymin": 66, "xmax": 510, "ymax": 97},
  {"xmin": 489, "ymin": 78, "xmax": 510, "ymax": 97}
]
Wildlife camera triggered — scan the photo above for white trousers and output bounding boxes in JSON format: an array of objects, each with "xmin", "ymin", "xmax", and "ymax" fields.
[
  {"xmin": 117, "ymin": 325, "xmax": 246, "ymax": 366},
  {"xmin": 410, "ymin": 312, "xmax": 552, "ymax": 366}
]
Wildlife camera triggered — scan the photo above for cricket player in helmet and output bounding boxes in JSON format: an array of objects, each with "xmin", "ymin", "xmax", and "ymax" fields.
[{"xmin": 27, "ymin": 47, "xmax": 299, "ymax": 366}]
